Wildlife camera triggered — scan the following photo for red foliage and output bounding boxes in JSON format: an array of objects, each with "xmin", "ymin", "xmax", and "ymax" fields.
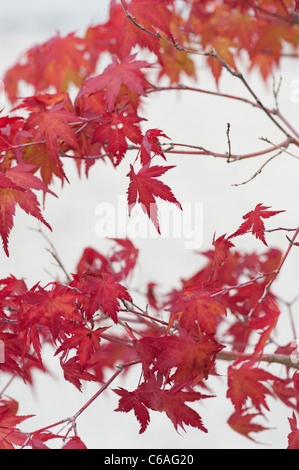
[{"xmin": 0, "ymin": 0, "xmax": 299, "ymax": 449}]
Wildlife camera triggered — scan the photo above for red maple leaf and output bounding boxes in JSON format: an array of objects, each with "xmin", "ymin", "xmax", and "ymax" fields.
[
  {"xmin": 0, "ymin": 163, "xmax": 56, "ymax": 256},
  {"xmin": 114, "ymin": 375, "xmax": 211, "ymax": 434},
  {"xmin": 109, "ymin": 237, "xmax": 139, "ymax": 279},
  {"xmin": 55, "ymin": 325, "xmax": 109, "ymax": 369},
  {"xmin": 127, "ymin": 163, "xmax": 182, "ymax": 234},
  {"xmin": 227, "ymin": 361, "xmax": 280, "ymax": 413},
  {"xmin": 227, "ymin": 409, "xmax": 270, "ymax": 443},
  {"xmin": 229, "ymin": 203, "xmax": 284, "ymax": 245},
  {"xmin": 287, "ymin": 412, "xmax": 299, "ymax": 449},
  {"xmin": 23, "ymin": 96, "xmax": 81, "ymax": 183},
  {"xmin": 81, "ymin": 271, "xmax": 132, "ymax": 322},
  {"xmin": 139, "ymin": 128, "xmax": 170, "ymax": 166},
  {"xmin": 168, "ymin": 291, "xmax": 227, "ymax": 336},
  {"xmin": 18, "ymin": 283, "xmax": 83, "ymax": 342},
  {"xmin": 60, "ymin": 356, "xmax": 99, "ymax": 391},
  {"xmin": 114, "ymin": 386, "xmax": 151, "ymax": 434},
  {"xmin": 0, "ymin": 400, "xmax": 32, "ymax": 449},
  {"xmin": 77, "ymin": 53, "xmax": 151, "ymax": 112},
  {"xmin": 92, "ymin": 110, "xmax": 143, "ymax": 166}
]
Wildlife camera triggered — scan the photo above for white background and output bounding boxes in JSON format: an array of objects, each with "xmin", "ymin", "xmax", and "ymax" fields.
[{"xmin": 0, "ymin": 0, "xmax": 299, "ymax": 449}]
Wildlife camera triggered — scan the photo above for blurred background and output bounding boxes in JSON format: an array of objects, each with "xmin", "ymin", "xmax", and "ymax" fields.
[{"xmin": 0, "ymin": 0, "xmax": 299, "ymax": 449}]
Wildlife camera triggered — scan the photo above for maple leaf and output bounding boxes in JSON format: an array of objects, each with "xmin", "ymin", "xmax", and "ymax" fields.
[
  {"xmin": 227, "ymin": 361, "xmax": 280, "ymax": 413},
  {"xmin": 18, "ymin": 283, "xmax": 83, "ymax": 342},
  {"xmin": 140, "ymin": 376, "xmax": 211, "ymax": 433},
  {"xmin": 168, "ymin": 291, "xmax": 226, "ymax": 336},
  {"xmin": 114, "ymin": 375, "xmax": 211, "ymax": 434},
  {"xmin": 0, "ymin": 163, "xmax": 56, "ymax": 256},
  {"xmin": 62, "ymin": 436, "xmax": 87, "ymax": 449},
  {"xmin": 114, "ymin": 386, "xmax": 151, "ymax": 434},
  {"xmin": 229, "ymin": 203, "xmax": 285, "ymax": 246},
  {"xmin": 287, "ymin": 412, "xmax": 299, "ymax": 449},
  {"xmin": 227, "ymin": 409, "xmax": 270, "ymax": 443},
  {"xmin": 127, "ymin": 163, "xmax": 182, "ymax": 234},
  {"xmin": 60, "ymin": 356, "xmax": 99, "ymax": 391},
  {"xmin": 4, "ymin": 32, "xmax": 91, "ymax": 100},
  {"xmin": 139, "ymin": 129, "xmax": 170, "ymax": 166},
  {"xmin": 55, "ymin": 325, "xmax": 109, "ymax": 369},
  {"xmin": 81, "ymin": 271, "xmax": 132, "ymax": 322},
  {"xmin": 109, "ymin": 237, "xmax": 139, "ymax": 278},
  {"xmin": 135, "ymin": 329, "xmax": 224, "ymax": 384},
  {"xmin": 23, "ymin": 96, "xmax": 81, "ymax": 183},
  {"xmin": 77, "ymin": 53, "xmax": 151, "ymax": 112},
  {"xmin": 210, "ymin": 233, "xmax": 235, "ymax": 281},
  {"xmin": 92, "ymin": 110, "xmax": 143, "ymax": 166},
  {"xmin": 248, "ymin": 297, "xmax": 281, "ymax": 357},
  {"xmin": 0, "ymin": 404, "xmax": 33, "ymax": 449}
]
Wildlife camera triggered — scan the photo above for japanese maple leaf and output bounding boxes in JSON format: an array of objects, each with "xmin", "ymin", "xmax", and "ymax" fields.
[
  {"xmin": 139, "ymin": 129, "xmax": 170, "ymax": 166},
  {"xmin": 78, "ymin": 53, "xmax": 151, "ymax": 112},
  {"xmin": 139, "ymin": 376, "xmax": 211, "ymax": 433},
  {"xmin": 0, "ymin": 164, "xmax": 56, "ymax": 256},
  {"xmin": 23, "ymin": 96, "xmax": 82, "ymax": 182},
  {"xmin": 0, "ymin": 408, "xmax": 32, "ymax": 449},
  {"xmin": 18, "ymin": 283, "xmax": 83, "ymax": 341},
  {"xmin": 62, "ymin": 436, "xmax": 87, "ymax": 449},
  {"xmin": 287, "ymin": 412, "xmax": 299, "ymax": 449},
  {"xmin": 229, "ymin": 203, "xmax": 284, "ymax": 245},
  {"xmin": 109, "ymin": 237, "xmax": 139, "ymax": 278},
  {"xmin": 134, "ymin": 330, "xmax": 223, "ymax": 384},
  {"xmin": 92, "ymin": 111, "xmax": 143, "ymax": 166},
  {"xmin": 168, "ymin": 291, "xmax": 226, "ymax": 336},
  {"xmin": 60, "ymin": 356, "xmax": 99, "ymax": 391},
  {"xmin": 227, "ymin": 361, "xmax": 280, "ymax": 413},
  {"xmin": 227, "ymin": 410, "xmax": 270, "ymax": 443},
  {"xmin": 81, "ymin": 271, "xmax": 132, "ymax": 322},
  {"xmin": 114, "ymin": 387, "xmax": 151, "ymax": 434},
  {"xmin": 55, "ymin": 325, "xmax": 109, "ymax": 369},
  {"xmin": 210, "ymin": 233, "xmax": 234, "ymax": 281},
  {"xmin": 127, "ymin": 164, "xmax": 182, "ymax": 234},
  {"xmin": 248, "ymin": 298, "xmax": 280, "ymax": 357}
]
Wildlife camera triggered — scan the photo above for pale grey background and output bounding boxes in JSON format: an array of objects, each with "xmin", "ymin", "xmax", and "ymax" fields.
[{"xmin": 0, "ymin": 0, "xmax": 299, "ymax": 449}]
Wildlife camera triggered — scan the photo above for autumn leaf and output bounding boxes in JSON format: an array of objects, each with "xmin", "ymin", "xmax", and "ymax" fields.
[
  {"xmin": 227, "ymin": 361, "xmax": 280, "ymax": 413},
  {"xmin": 114, "ymin": 386, "xmax": 151, "ymax": 434},
  {"xmin": 0, "ymin": 163, "xmax": 56, "ymax": 256},
  {"xmin": 92, "ymin": 110, "xmax": 143, "ymax": 166},
  {"xmin": 55, "ymin": 325, "xmax": 109, "ymax": 369},
  {"xmin": 227, "ymin": 409, "xmax": 270, "ymax": 443},
  {"xmin": 77, "ymin": 53, "xmax": 151, "ymax": 112},
  {"xmin": 127, "ymin": 163, "xmax": 182, "ymax": 234},
  {"xmin": 4, "ymin": 32, "xmax": 91, "ymax": 100},
  {"xmin": 62, "ymin": 436, "xmax": 88, "ymax": 449},
  {"xmin": 229, "ymin": 203, "xmax": 285, "ymax": 245},
  {"xmin": 114, "ymin": 375, "xmax": 211, "ymax": 434},
  {"xmin": 139, "ymin": 129, "xmax": 170, "ymax": 166},
  {"xmin": 0, "ymin": 404, "xmax": 32, "ymax": 449},
  {"xmin": 18, "ymin": 283, "xmax": 83, "ymax": 342},
  {"xmin": 168, "ymin": 291, "xmax": 227, "ymax": 336},
  {"xmin": 139, "ymin": 376, "xmax": 211, "ymax": 433},
  {"xmin": 81, "ymin": 271, "xmax": 132, "ymax": 322},
  {"xmin": 23, "ymin": 96, "xmax": 81, "ymax": 183},
  {"xmin": 109, "ymin": 237, "xmax": 139, "ymax": 278},
  {"xmin": 60, "ymin": 356, "xmax": 99, "ymax": 391},
  {"xmin": 287, "ymin": 412, "xmax": 299, "ymax": 449}
]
